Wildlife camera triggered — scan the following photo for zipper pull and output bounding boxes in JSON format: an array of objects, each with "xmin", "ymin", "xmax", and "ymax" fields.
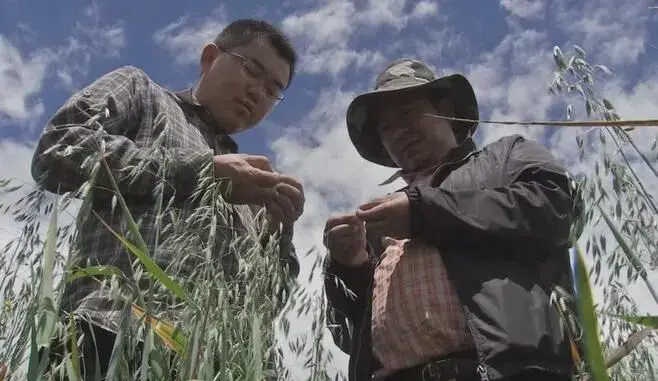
[{"xmin": 477, "ymin": 365, "xmax": 490, "ymax": 381}]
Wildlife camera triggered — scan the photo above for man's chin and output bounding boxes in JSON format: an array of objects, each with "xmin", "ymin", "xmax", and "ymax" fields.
[
  {"xmin": 214, "ymin": 113, "xmax": 253, "ymax": 134},
  {"xmin": 224, "ymin": 119, "xmax": 257, "ymax": 134}
]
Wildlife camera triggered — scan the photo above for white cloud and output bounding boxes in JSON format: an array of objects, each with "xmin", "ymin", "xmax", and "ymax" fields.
[
  {"xmin": 410, "ymin": 1, "xmax": 439, "ymax": 19},
  {"xmin": 0, "ymin": 2, "xmax": 126, "ymax": 123},
  {"xmin": 301, "ymin": 48, "xmax": 386, "ymax": 75},
  {"xmin": 463, "ymin": 28, "xmax": 556, "ymax": 145},
  {"xmin": 555, "ymin": 0, "xmax": 649, "ymax": 66},
  {"xmin": 500, "ymin": 0, "xmax": 545, "ymax": 19},
  {"xmin": 153, "ymin": 7, "xmax": 229, "ymax": 66},
  {"xmin": 282, "ymin": 0, "xmax": 439, "ymax": 75},
  {"xmin": 282, "ymin": 0, "xmax": 356, "ymax": 50},
  {"xmin": 0, "ymin": 36, "xmax": 49, "ymax": 121}
]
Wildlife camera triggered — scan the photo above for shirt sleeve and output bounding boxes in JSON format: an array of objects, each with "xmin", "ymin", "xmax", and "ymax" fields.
[{"xmin": 31, "ymin": 65, "xmax": 214, "ymax": 201}]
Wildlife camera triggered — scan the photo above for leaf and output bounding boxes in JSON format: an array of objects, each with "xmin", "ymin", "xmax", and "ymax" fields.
[
  {"xmin": 603, "ymin": 99, "xmax": 615, "ymax": 110},
  {"xmin": 567, "ymin": 104, "xmax": 574, "ymax": 120},
  {"xmin": 573, "ymin": 243, "xmax": 610, "ymax": 381},
  {"xmin": 130, "ymin": 304, "xmax": 187, "ymax": 354},
  {"xmin": 249, "ymin": 314, "xmax": 263, "ymax": 380},
  {"xmin": 586, "ymin": 101, "xmax": 593, "ymax": 118},
  {"xmin": 65, "ymin": 317, "xmax": 82, "ymax": 381},
  {"xmin": 67, "ymin": 265, "xmax": 126, "ymax": 284},
  {"xmin": 574, "ymin": 45, "xmax": 587, "ymax": 57},
  {"xmin": 553, "ymin": 46, "xmax": 567, "ymax": 70},
  {"xmin": 35, "ymin": 297, "xmax": 57, "ymax": 350},
  {"xmin": 609, "ymin": 314, "xmax": 658, "ymax": 329},
  {"xmin": 37, "ymin": 198, "xmax": 59, "ymax": 350},
  {"xmin": 40, "ymin": 197, "xmax": 58, "ymax": 301},
  {"xmin": 595, "ymin": 64, "xmax": 613, "ymax": 75},
  {"xmin": 93, "ymin": 211, "xmax": 191, "ymax": 304},
  {"xmin": 26, "ymin": 315, "xmax": 41, "ymax": 381}
]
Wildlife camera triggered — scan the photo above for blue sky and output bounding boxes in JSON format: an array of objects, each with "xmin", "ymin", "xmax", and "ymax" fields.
[{"xmin": 2, "ymin": 0, "xmax": 658, "ymax": 378}]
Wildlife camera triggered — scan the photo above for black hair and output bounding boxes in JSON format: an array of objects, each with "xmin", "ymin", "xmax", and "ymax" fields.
[{"xmin": 214, "ymin": 19, "xmax": 297, "ymax": 88}]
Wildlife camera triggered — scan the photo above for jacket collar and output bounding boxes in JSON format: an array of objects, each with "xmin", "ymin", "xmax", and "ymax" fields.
[
  {"xmin": 174, "ymin": 88, "xmax": 239, "ymax": 153},
  {"xmin": 379, "ymin": 137, "xmax": 477, "ymax": 186}
]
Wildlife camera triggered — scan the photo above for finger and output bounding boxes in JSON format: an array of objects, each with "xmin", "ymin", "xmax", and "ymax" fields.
[
  {"xmin": 357, "ymin": 196, "xmax": 388, "ymax": 212},
  {"xmin": 265, "ymin": 199, "xmax": 285, "ymax": 225},
  {"xmin": 356, "ymin": 202, "xmax": 390, "ymax": 222},
  {"xmin": 277, "ymin": 183, "xmax": 304, "ymax": 215},
  {"xmin": 249, "ymin": 167, "xmax": 282, "ymax": 187},
  {"xmin": 243, "ymin": 155, "xmax": 275, "ymax": 172},
  {"xmin": 324, "ymin": 224, "xmax": 361, "ymax": 247},
  {"xmin": 249, "ymin": 186, "xmax": 277, "ymax": 206},
  {"xmin": 324, "ymin": 214, "xmax": 360, "ymax": 231},
  {"xmin": 272, "ymin": 190, "xmax": 297, "ymax": 222},
  {"xmin": 278, "ymin": 175, "xmax": 303, "ymax": 192}
]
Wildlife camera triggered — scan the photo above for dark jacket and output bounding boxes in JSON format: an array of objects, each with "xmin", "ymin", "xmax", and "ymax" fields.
[{"xmin": 324, "ymin": 134, "xmax": 579, "ymax": 381}]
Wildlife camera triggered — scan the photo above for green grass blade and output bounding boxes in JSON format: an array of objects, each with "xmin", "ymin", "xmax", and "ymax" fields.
[
  {"xmin": 40, "ymin": 197, "xmax": 58, "ymax": 299},
  {"xmin": 67, "ymin": 265, "xmax": 126, "ymax": 284},
  {"xmin": 65, "ymin": 316, "xmax": 82, "ymax": 381},
  {"xmin": 93, "ymin": 211, "xmax": 190, "ymax": 304},
  {"xmin": 609, "ymin": 314, "xmax": 658, "ymax": 329},
  {"xmin": 35, "ymin": 298, "xmax": 57, "ymax": 350},
  {"xmin": 100, "ymin": 159, "xmax": 149, "ymax": 254},
  {"xmin": 574, "ymin": 243, "xmax": 609, "ymax": 381},
  {"xmin": 36, "ymin": 198, "xmax": 58, "ymax": 349},
  {"xmin": 249, "ymin": 314, "xmax": 263, "ymax": 381},
  {"xmin": 26, "ymin": 315, "xmax": 40, "ymax": 381}
]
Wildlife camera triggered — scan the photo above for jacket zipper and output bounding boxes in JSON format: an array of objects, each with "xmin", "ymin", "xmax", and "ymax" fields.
[
  {"xmin": 477, "ymin": 365, "xmax": 490, "ymax": 381},
  {"xmin": 461, "ymin": 304, "xmax": 490, "ymax": 381}
]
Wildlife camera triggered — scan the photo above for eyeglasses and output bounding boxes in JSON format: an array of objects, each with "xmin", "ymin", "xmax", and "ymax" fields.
[{"xmin": 224, "ymin": 50, "xmax": 286, "ymax": 105}]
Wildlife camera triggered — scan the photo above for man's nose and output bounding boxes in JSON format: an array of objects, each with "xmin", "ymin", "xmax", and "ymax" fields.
[{"xmin": 245, "ymin": 83, "xmax": 263, "ymax": 104}]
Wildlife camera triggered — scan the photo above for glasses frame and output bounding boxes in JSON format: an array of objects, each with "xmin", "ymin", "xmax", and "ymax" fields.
[{"xmin": 220, "ymin": 48, "xmax": 286, "ymax": 105}]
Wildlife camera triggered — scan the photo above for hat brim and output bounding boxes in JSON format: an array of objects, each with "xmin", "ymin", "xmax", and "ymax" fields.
[{"xmin": 346, "ymin": 74, "xmax": 479, "ymax": 168}]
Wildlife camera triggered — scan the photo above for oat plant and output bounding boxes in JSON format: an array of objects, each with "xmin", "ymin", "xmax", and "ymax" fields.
[
  {"xmin": 550, "ymin": 45, "xmax": 658, "ymax": 380},
  {"xmin": 0, "ymin": 106, "xmax": 337, "ymax": 381}
]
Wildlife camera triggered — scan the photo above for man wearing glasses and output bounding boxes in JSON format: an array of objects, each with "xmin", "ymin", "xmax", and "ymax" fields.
[
  {"xmin": 323, "ymin": 58, "xmax": 577, "ymax": 381},
  {"xmin": 31, "ymin": 19, "xmax": 303, "ymax": 379}
]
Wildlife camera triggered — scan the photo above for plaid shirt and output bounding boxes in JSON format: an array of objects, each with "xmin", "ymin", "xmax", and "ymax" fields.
[
  {"xmin": 371, "ymin": 237, "xmax": 474, "ymax": 376},
  {"xmin": 31, "ymin": 65, "xmax": 299, "ymax": 333}
]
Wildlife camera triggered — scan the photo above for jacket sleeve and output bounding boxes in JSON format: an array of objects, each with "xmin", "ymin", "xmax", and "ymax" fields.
[
  {"xmin": 323, "ymin": 253, "xmax": 373, "ymax": 353},
  {"xmin": 404, "ymin": 136, "xmax": 576, "ymax": 248},
  {"xmin": 277, "ymin": 224, "xmax": 301, "ymax": 281},
  {"xmin": 31, "ymin": 66, "xmax": 214, "ymax": 201}
]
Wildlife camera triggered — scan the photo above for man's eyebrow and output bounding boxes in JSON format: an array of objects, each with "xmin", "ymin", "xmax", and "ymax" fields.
[{"xmin": 249, "ymin": 55, "xmax": 285, "ymax": 90}]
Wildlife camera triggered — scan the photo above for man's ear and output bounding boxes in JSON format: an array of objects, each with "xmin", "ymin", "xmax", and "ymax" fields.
[{"xmin": 199, "ymin": 43, "xmax": 220, "ymax": 74}]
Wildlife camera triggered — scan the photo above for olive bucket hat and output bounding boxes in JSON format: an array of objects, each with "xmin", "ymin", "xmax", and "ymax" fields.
[{"xmin": 346, "ymin": 58, "xmax": 480, "ymax": 167}]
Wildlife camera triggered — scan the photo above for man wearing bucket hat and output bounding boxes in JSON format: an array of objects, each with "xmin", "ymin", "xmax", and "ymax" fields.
[{"xmin": 323, "ymin": 58, "xmax": 577, "ymax": 381}]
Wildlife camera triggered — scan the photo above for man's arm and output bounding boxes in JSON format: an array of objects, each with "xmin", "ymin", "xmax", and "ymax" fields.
[
  {"xmin": 31, "ymin": 65, "xmax": 214, "ymax": 201},
  {"xmin": 323, "ymin": 250, "xmax": 373, "ymax": 353},
  {"xmin": 404, "ymin": 136, "xmax": 576, "ymax": 248}
]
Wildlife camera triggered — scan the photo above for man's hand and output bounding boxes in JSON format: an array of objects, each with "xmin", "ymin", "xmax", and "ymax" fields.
[
  {"xmin": 356, "ymin": 192, "xmax": 410, "ymax": 239},
  {"xmin": 213, "ymin": 154, "xmax": 305, "ymax": 233},
  {"xmin": 323, "ymin": 214, "xmax": 369, "ymax": 267},
  {"xmin": 265, "ymin": 179, "xmax": 305, "ymax": 232},
  {"xmin": 213, "ymin": 154, "xmax": 279, "ymax": 204}
]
